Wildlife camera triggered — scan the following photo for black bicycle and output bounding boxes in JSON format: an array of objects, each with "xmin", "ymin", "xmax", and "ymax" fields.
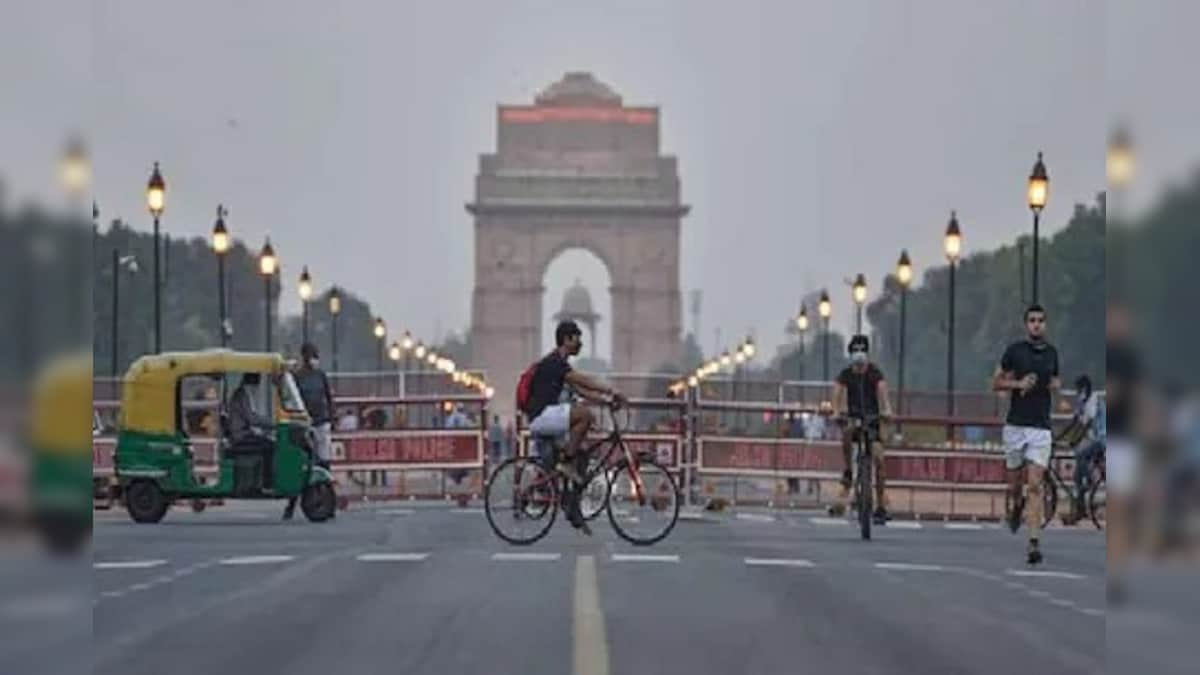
[
  {"xmin": 484, "ymin": 403, "xmax": 680, "ymax": 546},
  {"xmin": 1039, "ymin": 437, "xmax": 1106, "ymax": 530},
  {"xmin": 842, "ymin": 413, "xmax": 882, "ymax": 541}
]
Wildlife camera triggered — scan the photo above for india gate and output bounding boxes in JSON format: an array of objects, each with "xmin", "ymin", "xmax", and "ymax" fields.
[{"xmin": 468, "ymin": 72, "xmax": 688, "ymax": 416}]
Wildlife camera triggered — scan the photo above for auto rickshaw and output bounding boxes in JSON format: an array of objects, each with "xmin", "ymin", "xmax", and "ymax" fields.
[
  {"xmin": 29, "ymin": 351, "xmax": 94, "ymax": 554},
  {"xmin": 115, "ymin": 350, "xmax": 336, "ymax": 523}
]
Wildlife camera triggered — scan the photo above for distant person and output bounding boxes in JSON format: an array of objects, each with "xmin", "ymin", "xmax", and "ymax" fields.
[
  {"xmin": 828, "ymin": 335, "xmax": 894, "ymax": 524},
  {"xmin": 285, "ymin": 343, "xmax": 334, "ymax": 520},
  {"xmin": 993, "ymin": 304, "xmax": 1061, "ymax": 566},
  {"xmin": 487, "ymin": 415, "xmax": 504, "ymax": 464}
]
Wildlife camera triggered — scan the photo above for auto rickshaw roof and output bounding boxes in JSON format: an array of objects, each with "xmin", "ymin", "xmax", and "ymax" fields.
[
  {"xmin": 30, "ymin": 351, "xmax": 93, "ymax": 453},
  {"xmin": 120, "ymin": 350, "xmax": 289, "ymax": 436}
]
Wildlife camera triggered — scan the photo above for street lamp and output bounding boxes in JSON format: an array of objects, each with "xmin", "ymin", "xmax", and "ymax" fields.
[
  {"xmin": 259, "ymin": 238, "xmax": 277, "ymax": 352},
  {"xmin": 1108, "ymin": 126, "xmax": 1134, "ymax": 225},
  {"xmin": 328, "ymin": 286, "xmax": 341, "ymax": 372},
  {"xmin": 794, "ymin": 305, "xmax": 809, "ymax": 382},
  {"xmin": 896, "ymin": 250, "xmax": 913, "ymax": 417},
  {"xmin": 211, "ymin": 205, "xmax": 231, "ymax": 347},
  {"xmin": 146, "ymin": 162, "xmax": 166, "ymax": 353},
  {"xmin": 59, "ymin": 136, "xmax": 90, "ymax": 199},
  {"xmin": 298, "ymin": 266, "xmax": 313, "ymax": 344},
  {"xmin": 373, "ymin": 317, "xmax": 386, "ymax": 374},
  {"xmin": 1027, "ymin": 151, "xmax": 1048, "ymax": 303},
  {"xmin": 944, "ymin": 212, "xmax": 963, "ymax": 419},
  {"xmin": 389, "ymin": 341, "xmax": 402, "ymax": 363},
  {"xmin": 818, "ymin": 289, "xmax": 832, "ymax": 382},
  {"xmin": 852, "ymin": 273, "xmax": 867, "ymax": 333}
]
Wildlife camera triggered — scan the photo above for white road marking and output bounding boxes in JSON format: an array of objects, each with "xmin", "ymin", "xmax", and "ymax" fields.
[
  {"xmin": 887, "ymin": 521, "xmax": 923, "ymax": 530},
  {"xmin": 744, "ymin": 557, "xmax": 815, "ymax": 568},
  {"xmin": 218, "ymin": 555, "xmax": 295, "ymax": 566},
  {"xmin": 356, "ymin": 553, "xmax": 430, "ymax": 562},
  {"xmin": 810, "ymin": 517, "xmax": 849, "ymax": 527},
  {"xmin": 128, "ymin": 583, "xmax": 154, "ymax": 592},
  {"xmin": 611, "ymin": 554, "xmax": 679, "ymax": 563},
  {"xmin": 379, "ymin": 508, "xmax": 415, "ymax": 516},
  {"xmin": 736, "ymin": 513, "xmax": 777, "ymax": 523},
  {"xmin": 1049, "ymin": 598, "xmax": 1075, "ymax": 608},
  {"xmin": 874, "ymin": 562, "xmax": 945, "ymax": 572},
  {"xmin": 451, "ymin": 508, "xmax": 484, "ymax": 515},
  {"xmin": 492, "ymin": 552, "xmax": 562, "ymax": 562},
  {"xmin": 573, "ymin": 555, "xmax": 609, "ymax": 675},
  {"xmin": 95, "ymin": 559, "xmax": 168, "ymax": 570},
  {"xmin": 1005, "ymin": 569, "xmax": 1086, "ymax": 580},
  {"xmin": 1079, "ymin": 607, "xmax": 1104, "ymax": 617},
  {"xmin": 944, "ymin": 523, "xmax": 984, "ymax": 530}
]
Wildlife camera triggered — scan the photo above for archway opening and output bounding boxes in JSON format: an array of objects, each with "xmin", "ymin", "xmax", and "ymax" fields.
[{"xmin": 541, "ymin": 248, "xmax": 612, "ymax": 373}]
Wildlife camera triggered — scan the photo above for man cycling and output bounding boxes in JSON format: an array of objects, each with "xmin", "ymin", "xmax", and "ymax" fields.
[
  {"xmin": 1066, "ymin": 374, "xmax": 1103, "ymax": 524},
  {"xmin": 993, "ymin": 304, "xmax": 1061, "ymax": 565},
  {"xmin": 829, "ymin": 334, "xmax": 894, "ymax": 525},
  {"xmin": 523, "ymin": 320, "xmax": 626, "ymax": 533}
]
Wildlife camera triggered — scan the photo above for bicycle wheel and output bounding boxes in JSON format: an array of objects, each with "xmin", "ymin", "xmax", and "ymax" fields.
[
  {"xmin": 607, "ymin": 456, "xmax": 680, "ymax": 546},
  {"xmin": 484, "ymin": 457, "xmax": 558, "ymax": 545},
  {"xmin": 579, "ymin": 465, "xmax": 612, "ymax": 522},
  {"xmin": 1041, "ymin": 474, "xmax": 1059, "ymax": 528},
  {"xmin": 1087, "ymin": 474, "xmax": 1106, "ymax": 530},
  {"xmin": 857, "ymin": 445, "xmax": 872, "ymax": 541}
]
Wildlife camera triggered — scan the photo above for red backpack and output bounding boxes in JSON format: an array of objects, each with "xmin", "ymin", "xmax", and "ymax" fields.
[{"xmin": 515, "ymin": 361, "xmax": 538, "ymax": 414}]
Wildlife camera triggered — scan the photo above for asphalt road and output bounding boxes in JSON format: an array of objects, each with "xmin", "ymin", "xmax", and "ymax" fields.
[{"xmin": 8, "ymin": 501, "xmax": 1128, "ymax": 674}]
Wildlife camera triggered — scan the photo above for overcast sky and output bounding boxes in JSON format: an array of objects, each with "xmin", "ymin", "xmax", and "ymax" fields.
[{"xmin": 4, "ymin": 1, "xmax": 1196, "ymax": 364}]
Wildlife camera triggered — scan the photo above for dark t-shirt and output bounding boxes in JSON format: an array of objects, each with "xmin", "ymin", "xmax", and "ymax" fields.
[
  {"xmin": 1105, "ymin": 340, "xmax": 1140, "ymax": 437},
  {"xmin": 294, "ymin": 368, "xmax": 332, "ymax": 424},
  {"xmin": 527, "ymin": 351, "xmax": 572, "ymax": 421},
  {"xmin": 836, "ymin": 363, "xmax": 885, "ymax": 418},
  {"xmin": 1000, "ymin": 340, "xmax": 1059, "ymax": 430}
]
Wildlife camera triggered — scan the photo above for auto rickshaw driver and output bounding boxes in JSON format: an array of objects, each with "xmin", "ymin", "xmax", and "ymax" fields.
[{"xmin": 228, "ymin": 372, "xmax": 278, "ymax": 490}]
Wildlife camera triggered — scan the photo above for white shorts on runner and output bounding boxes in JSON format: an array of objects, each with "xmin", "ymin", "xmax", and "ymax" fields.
[
  {"xmin": 1106, "ymin": 436, "xmax": 1138, "ymax": 495},
  {"xmin": 313, "ymin": 422, "xmax": 332, "ymax": 463},
  {"xmin": 1002, "ymin": 425, "xmax": 1052, "ymax": 469},
  {"xmin": 529, "ymin": 403, "xmax": 571, "ymax": 437}
]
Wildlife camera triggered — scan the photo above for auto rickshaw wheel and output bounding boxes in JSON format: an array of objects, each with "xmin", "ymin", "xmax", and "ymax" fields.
[
  {"xmin": 126, "ymin": 480, "xmax": 169, "ymax": 524},
  {"xmin": 300, "ymin": 483, "xmax": 336, "ymax": 523}
]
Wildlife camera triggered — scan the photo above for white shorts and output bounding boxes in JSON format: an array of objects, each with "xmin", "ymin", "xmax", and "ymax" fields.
[
  {"xmin": 1106, "ymin": 437, "xmax": 1138, "ymax": 495},
  {"xmin": 529, "ymin": 403, "xmax": 571, "ymax": 437},
  {"xmin": 1002, "ymin": 425, "xmax": 1052, "ymax": 469},
  {"xmin": 312, "ymin": 422, "xmax": 332, "ymax": 463}
]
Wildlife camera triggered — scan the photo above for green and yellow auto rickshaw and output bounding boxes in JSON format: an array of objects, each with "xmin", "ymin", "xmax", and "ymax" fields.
[
  {"xmin": 29, "ymin": 351, "xmax": 93, "ymax": 555},
  {"xmin": 115, "ymin": 350, "xmax": 336, "ymax": 523}
]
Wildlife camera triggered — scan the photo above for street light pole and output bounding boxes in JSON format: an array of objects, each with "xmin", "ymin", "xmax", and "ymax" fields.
[
  {"xmin": 111, "ymin": 248, "xmax": 120, "ymax": 377},
  {"xmin": 944, "ymin": 213, "xmax": 963, "ymax": 422},
  {"xmin": 212, "ymin": 205, "xmax": 230, "ymax": 347},
  {"xmin": 259, "ymin": 238, "xmax": 277, "ymax": 352},
  {"xmin": 329, "ymin": 287, "xmax": 341, "ymax": 372},
  {"xmin": 896, "ymin": 250, "xmax": 912, "ymax": 419},
  {"xmin": 146, "ymin": 163, "xmax": 166, "ymax": 353},
  {"xmin": 1027, "ymin": 151, "xmax": 1048, "ymax": 304},
  {"xmin": 852, "ymin": 273, "xmax": 867, "ymax": 334},
  {"xmin": 299, "ymin": 266, "xmax": 312, "ymax": 345},
  {"xmin": 818, "ymin": 290, "xmax": 832, "ymax": 382}
]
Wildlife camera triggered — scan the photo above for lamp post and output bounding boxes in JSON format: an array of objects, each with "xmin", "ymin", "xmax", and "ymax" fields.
[
  {"xmin": 373, "ymin": 318, "xmax": 386, "ymax": 395},
  {"xmin": 944, "ymin": 212, "xmax": 962, "ymax": 420},
  {"xmin": 1107, "ymin": 126, "xmax": 1134, "ymax": 218},
  {"xmin": 110, "ymin": 251, "xmax": 138, "ymax": 377},
  {"xmin": 60, "ymin": 137, "xmax": 90, "ymax": 334},
  {"xmin": 794, "ymin": 305, "xmax": 809, "ymax": 383},
  {"xmin": 1027, "ymin": 151, "xmax": 1048, "ymax": 304},
  {"xmin": 298, "ymin": 266, "xmax": 313, "ymax": 344},
  {"xmin": 852, "ymin": 273, "xmax": 867, "ymax": 334},
  {"xmin": 211, "ymin": 205, "xmax": 230, "ymax": 347},
  {"xmin": 818, "ymin": 290, "xmax": 832, "ymax": 382},
  {"xmin": 389, "ymin": 341, "xmax": 402, "ymax": 396},
  {"xmin": 328, "ymin": 287, "xmax": 341, "ymax": 371},
  {"xmin": 145, "ymin": 162, "xmax": 166, "ymax": 353},
  {"xmin": 896, "ymin": 250, "xmax": 913, "ymax": 418},
  {"xmin": 259, "ymin": 238, "xmax": 277, "ymax": 352}
]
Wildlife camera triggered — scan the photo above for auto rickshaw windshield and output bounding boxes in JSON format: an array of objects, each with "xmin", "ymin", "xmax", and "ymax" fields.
[{"xmin": 278, "ymin": 372, "xmax": 307, "ymax": 415}]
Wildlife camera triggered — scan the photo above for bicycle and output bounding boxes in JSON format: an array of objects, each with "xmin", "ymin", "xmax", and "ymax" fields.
[
  {"xmin": 840, "ymin": 412, "xmax": 882, "ymax": 541},
  {"xmin": 1006, "ymin": 437, "xmax": 1105, "ymax": 532},
  {"xmin": 484, "ymin": 402, "xmax": 680, "ymax": 546}
]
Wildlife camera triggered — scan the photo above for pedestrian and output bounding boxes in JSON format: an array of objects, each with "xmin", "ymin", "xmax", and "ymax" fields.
[
  {"xmin": 284, "ymin": 343, "xmax": 335, "ymax": 520},
  {"xmin": 487, "ymin": 415, "xmax": 504, "ymax": 464}
]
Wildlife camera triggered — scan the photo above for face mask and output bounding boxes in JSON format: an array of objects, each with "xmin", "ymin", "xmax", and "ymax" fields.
[
  {"xmin": 850, "ymin": 351, "xmax": 868, "ymax": 365},
  {"xmin": 308, "ymin": 358, "xmax": 319, "ymax": 368}
]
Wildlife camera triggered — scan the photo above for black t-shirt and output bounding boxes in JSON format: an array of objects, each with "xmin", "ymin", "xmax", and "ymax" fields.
[
  {"xmin": 527, "ymin": 351, "xmax": 572, "ymax": 421},
  {"xmin": 1000, "ymin": 340, "xmax": 1059, "ymax": 429},
  {"xmin": 1105, "ymin": 340, "xmax": 1140, "ymax": 436},
  {"xmin": 836, "ymin": 364, "xmax": 885, "ymax": 418}
]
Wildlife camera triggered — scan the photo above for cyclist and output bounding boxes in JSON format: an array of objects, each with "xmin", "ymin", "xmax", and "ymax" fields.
[
  {"xmin": 523, "ymin": 320, "xmax": 626, "ymax": 532},
  {"xmin": 829, "ymin": 334, "xmax": 894, "ymax": 525},
  {"xmin": 1066, "ymin": 374, "xmax": 1104, "ymax": 524},
  {"xmin": 993, "ymin": 304, "xmax": 1061, "ymax": 565}
]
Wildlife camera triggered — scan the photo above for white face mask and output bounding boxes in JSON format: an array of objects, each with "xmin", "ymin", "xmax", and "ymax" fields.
[
  {"xmin": 850, "ymin": 351, "xmax": 868, "ymax": 365},
  {"xmin": 308, "ymin": 358, "xmax": 319, "ymax": 368}
]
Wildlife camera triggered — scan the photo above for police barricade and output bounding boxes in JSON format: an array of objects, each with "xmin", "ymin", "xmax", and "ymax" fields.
[
  {"xmin": 690, "ymin": 396, "xmax": 1084, "ymax": 520},
  {"xmin": 328, "ymin": 395, "xmax": 488, "ymax": 503}
]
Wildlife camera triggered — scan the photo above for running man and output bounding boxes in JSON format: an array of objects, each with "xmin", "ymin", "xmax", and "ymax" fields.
[{"xmin": 993, "ymin": 304, "xmax": 1061, "ymax": 565}]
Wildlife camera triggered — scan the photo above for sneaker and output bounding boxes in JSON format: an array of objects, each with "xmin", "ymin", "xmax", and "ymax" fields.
[
  {"xmin": 872, "ymin": 508, "xmax": 889, "ymax": 526},
  {"xmin": 1026, "ymin": 540, "xmax": 1043, "ymax": 566},
  {"xmin": 282, "ymin": 499, "xmax": 296, "ymax": 520},
  {"xmin": 1008, "ymin": 496, "xmax": 1025, "ymax": 534}
]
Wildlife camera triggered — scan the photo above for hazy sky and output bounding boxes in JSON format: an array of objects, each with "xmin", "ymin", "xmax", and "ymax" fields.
[{"xmin": 7, "ymin": 1, "xmax": 1194, "ymax": 365}]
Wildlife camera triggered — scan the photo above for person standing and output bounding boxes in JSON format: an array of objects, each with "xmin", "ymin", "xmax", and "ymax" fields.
[
  {"xmin": 487, "ymin": 415, "xmax": 504, "ymax": 465},
  {"xmin": 284, "ymin": 343, "xmax": 335, "ymax": 520},
  {"xmin": 993, "ymin": 305, "xmax": 1061, "ymax": 565}
]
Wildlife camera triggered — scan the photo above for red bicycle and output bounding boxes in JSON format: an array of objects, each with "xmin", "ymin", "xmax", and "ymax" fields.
[{"xmin": 484, "ymin": 402, "xmax": 680, "ymax": 546}]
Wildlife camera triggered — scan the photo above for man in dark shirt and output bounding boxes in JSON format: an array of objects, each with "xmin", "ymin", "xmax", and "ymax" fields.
[
  {"xmin": 524, "ymin": 320, "xmax": 626, "ymax": 532},
  {"xmin": 830, "ymin": 334, "xmax": 894, "ymax": 524},
  {"xmin": 284, "ymin": 343, "xmax": 334, "ymax": 520},
  {"xmin": 993, "ymin": 304, "xmax": 1061, "ymax": 565},
  {"xmin": 1104, "ymin": 302, "xmax": 1143, "ymax": 604}
]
